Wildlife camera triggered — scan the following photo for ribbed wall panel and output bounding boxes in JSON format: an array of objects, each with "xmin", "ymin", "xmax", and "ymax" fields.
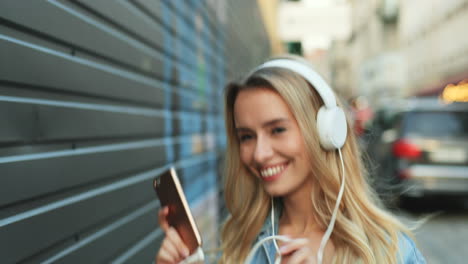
[{"xmin": 0, "ymin": 0, "xmax": 270, "ymax": 263}]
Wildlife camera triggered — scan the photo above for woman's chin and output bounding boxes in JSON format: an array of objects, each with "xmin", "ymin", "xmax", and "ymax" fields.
[{"xmin": 264, "ymin": 186, "xmax": 287, "ymax": 197}]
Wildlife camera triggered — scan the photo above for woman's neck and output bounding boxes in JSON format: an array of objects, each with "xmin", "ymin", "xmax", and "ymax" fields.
[{"xmin": 280, "ymin": 182, "xmax": 320, "ymax": 235}]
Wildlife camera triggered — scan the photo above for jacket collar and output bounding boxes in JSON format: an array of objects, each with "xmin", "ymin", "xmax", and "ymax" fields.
[{"xmin": 255, "ymin": 198, "xmax": 283, "ymax": 264}]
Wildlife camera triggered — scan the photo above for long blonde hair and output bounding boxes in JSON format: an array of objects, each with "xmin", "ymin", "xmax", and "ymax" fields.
[{"xmin": 219, "ymin": 59, "xmax": 412, "ymax": 263}]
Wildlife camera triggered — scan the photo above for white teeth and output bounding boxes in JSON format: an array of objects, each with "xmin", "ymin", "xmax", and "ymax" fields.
[{"xmin": 260, "ymin": 165, "xmax": 285, "ymax": 178}]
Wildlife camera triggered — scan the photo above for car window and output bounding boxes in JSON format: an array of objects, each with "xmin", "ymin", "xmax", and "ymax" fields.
[{"xmin": 403, "ymin": 111, "xmax": 468, "ymax": 138}]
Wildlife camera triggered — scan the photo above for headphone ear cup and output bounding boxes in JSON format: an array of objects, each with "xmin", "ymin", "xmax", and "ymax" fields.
[{"xmin": 317, "ymin": 106, "xmax": 347, "ymax": 150}]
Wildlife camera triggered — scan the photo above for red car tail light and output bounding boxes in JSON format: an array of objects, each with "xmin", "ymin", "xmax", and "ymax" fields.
[
  {"xmin": 392, "ymin": 139, "xmax": 422, "ymax": 160},
  {"xmin": 397, "ymin": 169, "xmax": 411, "ymax": 179}
]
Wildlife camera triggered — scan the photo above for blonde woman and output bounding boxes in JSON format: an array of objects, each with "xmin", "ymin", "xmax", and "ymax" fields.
[{"xmin": 155, "ymin": 57, "xmax": 426, "ymax": 264}]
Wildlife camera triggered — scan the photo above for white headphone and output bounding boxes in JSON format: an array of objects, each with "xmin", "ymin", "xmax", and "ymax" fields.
[{"xmin": 254, "ymin": 59, "xmax": 348, "ymax": 150}]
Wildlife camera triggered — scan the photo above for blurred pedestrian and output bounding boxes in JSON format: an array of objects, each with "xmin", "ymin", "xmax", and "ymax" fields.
[
  {"xmin": 350, "ymin": 96, "xmax": 374, "ymax": 137},
  {"xmin": 155, "ymin": 56, "xmax": 426, "ymax": 264}
]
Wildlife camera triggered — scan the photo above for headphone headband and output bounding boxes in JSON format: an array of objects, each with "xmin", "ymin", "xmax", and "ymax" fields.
[{"xmin": 255, "ymin": 59, "xmax": 337, "ymax": 109}]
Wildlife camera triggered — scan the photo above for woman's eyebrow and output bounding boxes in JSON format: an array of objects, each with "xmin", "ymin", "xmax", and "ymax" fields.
[
  {"xmin": 235, "ymin": 118, "xmax": 290, "ymax": 131},
  {"xmin": 235, "ymin": 127, "xmax": 251, "ymax": 133},
  {"xmin": 262, "ymin": 118, "xmax": 290, "ymax": 128}
]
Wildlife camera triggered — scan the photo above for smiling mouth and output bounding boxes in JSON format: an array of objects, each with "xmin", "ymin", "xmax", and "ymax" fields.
[{"xmin": 260, "ymin": 162, "xmax": 288, "ymax": 179}]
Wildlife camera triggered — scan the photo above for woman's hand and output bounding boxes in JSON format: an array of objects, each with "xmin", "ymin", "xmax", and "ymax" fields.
[
  {"xmin": 279, "ymin": 238, "xmax": 317, "ymax": 264},
  {"xmin": 155, "ymin": 207, "xmax": 190, "ymax": 264}
]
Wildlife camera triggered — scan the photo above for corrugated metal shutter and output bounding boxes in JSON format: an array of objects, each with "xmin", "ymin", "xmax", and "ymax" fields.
[{"xmin": 0, "ymin": 0, "xmax": 271, "ymax": 263}]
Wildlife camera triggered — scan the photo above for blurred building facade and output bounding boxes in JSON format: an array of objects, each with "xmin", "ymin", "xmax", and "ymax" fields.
[
  {"xmin": 331, "ymin": 0, "xmax": 403, "ymax": 102},
  {"xmin": 0, "ymin": 1, "xmax": 271, "ymax": 263},
  {"xmin": 277, "ymin": 0, "xmax": 352, "ymax": 82},
  {"xmin": 401, "ymin": 0, "xmax": 468, "ymax": 96},
  {"xmin": 257, "ymin": 0, "xmax": 284, "ymax": 55},
  {"xmin": 331, "ymin": 0, "xmax": 468, "ymax": 105}
]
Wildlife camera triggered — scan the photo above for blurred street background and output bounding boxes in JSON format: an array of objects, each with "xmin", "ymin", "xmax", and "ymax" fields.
[
  {"xmin": 396, "ymin": 200, "xmax": 468, "ymax": 264},
  {"xmin": 1, "ymin": 0, "xmax": 467, "ymax": 263}
]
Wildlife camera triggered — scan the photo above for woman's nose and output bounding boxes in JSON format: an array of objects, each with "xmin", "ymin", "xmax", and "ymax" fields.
[{"xmin": 253, "ymin": 136, "xmax": 274, "ymax": 164}]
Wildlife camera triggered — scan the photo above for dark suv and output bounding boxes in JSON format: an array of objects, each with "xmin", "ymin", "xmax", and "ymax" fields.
[{"xmin": 369, "ymin": 98, "xmax": 468, "ymax": 206}]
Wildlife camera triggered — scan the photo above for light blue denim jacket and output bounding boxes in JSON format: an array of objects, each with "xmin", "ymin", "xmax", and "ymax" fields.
[{"xmin": 250, "ymin": 202, "xmax": 427, "ymax": 264}]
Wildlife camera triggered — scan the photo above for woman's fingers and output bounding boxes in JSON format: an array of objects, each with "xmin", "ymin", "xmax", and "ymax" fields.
[
  {"xmin": 157, "ymin": 240, "xmax": 179, "ymax": 264},
  {"xmin": 155, "ymin": 227, "xmax": 189, "ymax": 264},
  {"xmin": 279, "ymin": 238, "xmax": 309, "ymax": 256},
  {"xmin": 286, "ymin": 246, "xmax": 317, "ymax": 264},
  {"xmin": 156, "ymin": 239, "xmax": 179, "ymax": 264},
  {"xmin": 166, "ymin": 227, "xmax": 190, "ymax": 258},
  {"xmin": 158, "ymin": 206, "xmax": 170, "ymax": 231},
  {"xmin": 155, "ymin": 207, "xmax": 189, "ymax": 264},
  {"xmin": 161, "ymin": 238, "xmax": 180, "ymax": 262},
  {"xmin": 279, "ymin": 238, "xmax": 318, "ymax": 264}
]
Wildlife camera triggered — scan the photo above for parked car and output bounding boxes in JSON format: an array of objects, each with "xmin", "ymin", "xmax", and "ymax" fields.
[{"xmin": 368, "ymin": 97, "xmax": 468, "ymax": 207}]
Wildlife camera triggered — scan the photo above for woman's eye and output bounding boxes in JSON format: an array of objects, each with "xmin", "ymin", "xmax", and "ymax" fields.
[
  {"xmin": 239, "ymin": 134, "xmax": 253, "ymax": 142},
  {"xmin": 272, "ymin": 127, "xmax": 286, "ymax": 134}
]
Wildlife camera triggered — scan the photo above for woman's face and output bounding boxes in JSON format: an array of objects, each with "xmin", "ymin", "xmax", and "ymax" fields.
[{"xmin": 233, "ymin": 87, "xmax": 313, "ymax": 197}]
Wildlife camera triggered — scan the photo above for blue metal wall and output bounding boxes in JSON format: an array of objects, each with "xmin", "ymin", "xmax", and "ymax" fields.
[{"xmin": 0, "ymin": 0, "xmax": 271, "ymax": 263}]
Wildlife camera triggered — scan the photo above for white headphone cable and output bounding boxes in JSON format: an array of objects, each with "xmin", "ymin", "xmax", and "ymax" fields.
[
  {"xmin": 317, "ymin": 147, "xmax": 345, "ymax": 263},
  {"xmin": 271, "ymin": 198, "xmax": 283, "ymax": 264},
  {"xmin": 271, "ymin": 198, "xmax": 281, "ymax": 252}
]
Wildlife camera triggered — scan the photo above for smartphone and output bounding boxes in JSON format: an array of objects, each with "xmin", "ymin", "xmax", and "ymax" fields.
[{"xmin": 153, "ymin": 167, "xmax": 202, "ymax": 253}]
